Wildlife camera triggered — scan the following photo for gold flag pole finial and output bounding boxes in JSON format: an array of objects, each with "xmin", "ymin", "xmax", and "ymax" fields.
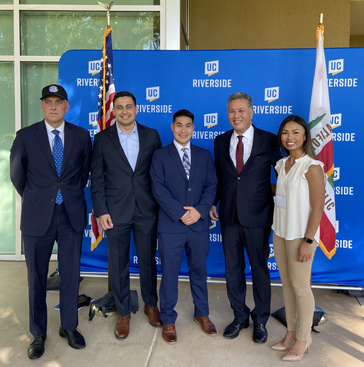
[
  {"xmin": 319, "ymin": 13, "xmax": 324, "ymax": 25},
  {"xmin": 98, "ymin": 1, "xmax": 116, "ymax": 28}
]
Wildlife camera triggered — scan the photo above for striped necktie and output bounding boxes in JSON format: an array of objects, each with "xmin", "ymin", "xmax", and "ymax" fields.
[{"xmin": 181, "ymin": 147, "xmax": 190, "ymax": 179}]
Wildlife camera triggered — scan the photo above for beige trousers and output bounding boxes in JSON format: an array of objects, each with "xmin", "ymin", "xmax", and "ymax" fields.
[{"xmin": 273, "ymin": 232, "xmax": 317, "ymax": 341}]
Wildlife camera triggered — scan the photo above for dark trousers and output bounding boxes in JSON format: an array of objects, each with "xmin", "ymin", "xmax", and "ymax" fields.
[
  {"xmin": 23, "ymin": 203, "xmax": 83, "ymax": 338},
  {"xmin": 221, "ymin": 215, "xmax": 271, "ymax": 325},
  {"xmin": 158, "ymin": 229, "xmax": 210, "ymax": 325},
  {"xmin": 106, "ymin": 205, "xmax": 158, "ymax": 316}
]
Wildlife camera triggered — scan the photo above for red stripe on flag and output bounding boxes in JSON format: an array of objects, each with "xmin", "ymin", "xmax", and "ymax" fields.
[
  {"xmin": 316, "ymin": 140, "xmax": 334, "ymax": 174},
  {"xmin": 318, "ymin": 212, "xmax": 336, "ymax": 259}
]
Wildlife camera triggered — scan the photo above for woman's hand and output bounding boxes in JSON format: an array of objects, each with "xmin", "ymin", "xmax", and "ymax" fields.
[{"xmin": 297, "ymin": 240, "xmax": 313, "ymax": 262}]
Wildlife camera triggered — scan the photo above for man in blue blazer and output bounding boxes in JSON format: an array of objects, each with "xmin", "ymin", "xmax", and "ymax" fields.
[
  {"xmin": 210, "ymin": 92, "xmax": 282, "ymax": 344},
  {"xmin": 151, "ymin": 109, "xmax": 217, "ymax": 344},
  {"xmin": 10, "ymin": 85, "xmax": 92, "ymax": 359},
  {"xmin": 91, "ymin": 91, "xmax": 162, "ymax": 340}
]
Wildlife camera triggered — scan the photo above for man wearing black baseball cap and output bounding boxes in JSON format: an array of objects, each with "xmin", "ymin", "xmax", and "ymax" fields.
[
  {"xmin": 10, "ymin": 84, "xmax": 92, "ymax": 359},
  {"xmin": 40, "ymin": 84, "xmax": 68, "ymax": 101}
]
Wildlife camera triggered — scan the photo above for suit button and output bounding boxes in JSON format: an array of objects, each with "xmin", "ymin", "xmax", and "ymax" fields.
[
  {"xmin": 58, "ymin": 182, "xmax": 61, "ymax": 185},
  {"xmin": 188, "ymin": 188, "xmax": 192, "ymax": 191},
  {"xmin": 237, "ymin": 177, "xmax": 241, "ymax": 180},
  {"xmin": 52, "ymin": 198, "xmax": 55, "ymax": 202}
]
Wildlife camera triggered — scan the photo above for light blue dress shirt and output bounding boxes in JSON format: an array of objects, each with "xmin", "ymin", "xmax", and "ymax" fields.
[{"xmin": 117, "ymin": 122, "xmax": 139, "ymax": 171}]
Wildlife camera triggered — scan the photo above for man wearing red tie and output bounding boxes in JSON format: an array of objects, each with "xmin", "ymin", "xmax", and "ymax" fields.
[{"xmin": 210, "ymin": 92, "xmax": 282, "ymax": 343}]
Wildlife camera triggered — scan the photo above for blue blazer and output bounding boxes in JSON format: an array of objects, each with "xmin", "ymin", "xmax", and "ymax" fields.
[
  {"xmin": 151, "ymin": 142, "xmax": 217, "ymax": 233},
  {"xmin": 10, "ymin": 120, "xmax": 92, "ymax": 236},
  {"xmin": 214, "ymin": 126, "xmax": 282, "ymax": 228}
]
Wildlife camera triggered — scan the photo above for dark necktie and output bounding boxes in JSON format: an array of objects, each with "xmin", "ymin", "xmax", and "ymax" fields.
[
  {"xmin": 236, "ymin": 135, "xmax": 244, "ymax": 174},
  {"xmin": 181, "ymin": 147, "xmax": 190, "ymax": 179},
  {"xmin": 52, "ymin": 130, "xmax": 64, "ymax": 204}
]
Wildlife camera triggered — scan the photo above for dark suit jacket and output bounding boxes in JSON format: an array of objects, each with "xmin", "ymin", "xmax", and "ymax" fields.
[
  {"xmin": 150, "ymin": 142, "xmax": 217, "ymax": 233},
  {"xmin": 10, "ymin": 120, "xmax": 92, "ymax": 236},
  {"xmin": 214, "ymin": 126, "xmax": 282, "ymax": 228},
  {"xmin": 90, "ymin": 122, "xmax": 162, "ymax": 222}
]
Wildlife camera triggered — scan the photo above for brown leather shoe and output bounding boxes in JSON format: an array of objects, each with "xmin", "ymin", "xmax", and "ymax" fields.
[
  {"xmin": 114, "ymin": 314, "xmax": 131, "ymax": 340},
  {"xmin": 144, "ymin": 305, "xmax": 162, "ymax": 328},
  {"xmin": 162, "ymin": 324, "xmax": 177, "ymax": 344},
  {"xmin": 194, "ymin": 315, "xmax": 217, "ymax": 336}
]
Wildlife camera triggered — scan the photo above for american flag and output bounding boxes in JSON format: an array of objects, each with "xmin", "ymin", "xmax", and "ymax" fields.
[
  {"xmin": 91, "ymin": 27, "xmax": 116, "ymax": 251},
  {"xmin": 97, "ymin": 28, "xmax": 116, "ymax": 132}
]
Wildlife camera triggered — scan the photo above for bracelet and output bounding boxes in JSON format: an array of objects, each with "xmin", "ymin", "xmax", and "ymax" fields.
[{"xmin": 303, "ymin": 236, "xmax": 313, "ymax": 244}]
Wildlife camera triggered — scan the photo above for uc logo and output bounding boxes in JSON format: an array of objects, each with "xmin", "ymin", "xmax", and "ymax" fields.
[
  {"xmin": 146, "ymin": 86, "xmax": 160, "ymax": 102},
  {"xmin": 329, "ymin": 59, "xmax": 344, "ymax": 75},
  {"xmin": 205, "ymin": 61, "xmax": 219, "ymax": 76}
]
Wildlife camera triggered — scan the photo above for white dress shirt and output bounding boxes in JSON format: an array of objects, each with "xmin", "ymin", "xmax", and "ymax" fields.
[
  {"xmin": 174, "ymin": 140, "xmax": 192, "ymax": 179},
  {"xmin": 45, "ymin": 120, "xmax": 65, "ymax": 151},
  {"xmin": 229, "ymin": 125, "xmax": 254, "ymax": 167},
  {"xmin": 174, "ymin": 140, "xmax": 191, "ymax": 163}
]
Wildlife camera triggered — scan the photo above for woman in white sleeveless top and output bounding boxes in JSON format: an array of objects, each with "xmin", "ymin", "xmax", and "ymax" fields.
[{"xmin": 271, "ymin": 115, "xmax": 325, "ymax": 362}]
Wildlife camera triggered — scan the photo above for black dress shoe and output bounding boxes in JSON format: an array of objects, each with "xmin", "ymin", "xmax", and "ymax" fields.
[
  {"xmin": 28, "ymin": 335, "xmax": 47, "ymax": 359},
  {"xmin": 59, "ymin": 327, "xmax": 86, "ymax": 349},
  {"xmin": 252, "ymin": 323, "xmax": 268, "ymax": 343},
  {"xmin": 223, "ymin": 319, "xmax": 249, "ymax": 339}
]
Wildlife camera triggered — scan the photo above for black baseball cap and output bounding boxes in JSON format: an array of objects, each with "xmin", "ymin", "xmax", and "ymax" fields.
[{"xmin": 40, "ymin": 84, "xmax": 68, "ymax": 101}]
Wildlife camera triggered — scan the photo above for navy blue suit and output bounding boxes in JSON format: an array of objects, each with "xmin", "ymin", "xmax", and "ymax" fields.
[
  {"xmin": 10, "ymin": 120, "xmax": 92, "ymax": 337},
  {"xmin": 151, "ymin": 142, "xmax": 217, "ymax": 324},
  {"xmin": 214, "ymin": 126, "xmax": 282, "ymax": 325}
]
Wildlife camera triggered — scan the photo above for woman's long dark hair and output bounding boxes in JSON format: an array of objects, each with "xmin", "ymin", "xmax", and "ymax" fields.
[{"xmin": 277, "ymin": 115, "xmax": 317, "ymax": 159}]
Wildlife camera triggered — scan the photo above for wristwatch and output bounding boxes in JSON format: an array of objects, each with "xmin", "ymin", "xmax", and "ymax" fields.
[{"xmin": 303, "ymin": 236, "xmax": 313, "ymax": 244}]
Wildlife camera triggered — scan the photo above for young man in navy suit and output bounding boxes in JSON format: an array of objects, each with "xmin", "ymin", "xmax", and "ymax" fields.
[
  {"xmin": 150, "ymin": 109, "xmax": 217, "ymax": 344},
  {"xmin": 91, "ymin": 91, "xmax": 162, "ymax": 340},
  {"xmin": 10, "ymin": 85, "xmax": 92, "ymax": 359},
  {"xmin": 210, "ymin": 92, "xmax": 282, "ymax": 344}
]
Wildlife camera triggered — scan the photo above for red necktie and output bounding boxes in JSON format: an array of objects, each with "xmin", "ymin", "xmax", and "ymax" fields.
[{"xmin": 236, "ymin": 135, "xmax": 244, "ymax": 174}]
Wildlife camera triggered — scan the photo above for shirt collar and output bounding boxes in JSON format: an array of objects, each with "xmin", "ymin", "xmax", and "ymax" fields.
[
  {"xmin": 173, "ymin": 140, "xmax": 191, "ymax": 152},
  {"xmin": 45, "ymin": 120, "xmax": 65, "ymax": 135},
  {"xmin": 233, "ymin": 124, "xmax": 254, "ymax": 140},
  {"xmin": 116, "ymin": 121, "xmax": 138, "ymax": 136}
]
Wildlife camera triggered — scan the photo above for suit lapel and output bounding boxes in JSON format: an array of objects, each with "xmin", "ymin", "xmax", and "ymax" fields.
[
  {"xmin": 168, "ymin": 143, "xmax": 188, "ymax": 181},
  {"xmin": 223, "ymin": 130, "xmax": 236, "ymax": 173},
  {"xmin": 243, "ymin": 125, "xmax": 263, "ymax": 170},
  {"xmin": 35, "ymin": 121, "xmax": 58, "ymax": 176},
  {"xmin": 189, "ymin": 143, "xmax": 198, "ymax": 180},
  {"xmin": 61, "ymin": 122, "xmax": 74, "ymax": 176},
  {"xmin": 108, "ymin": 123, "xmax": 132, "ymax": 168},
  {"xmin": 135, "ymin": 123, "xmax": 145, "ymax": 171}
]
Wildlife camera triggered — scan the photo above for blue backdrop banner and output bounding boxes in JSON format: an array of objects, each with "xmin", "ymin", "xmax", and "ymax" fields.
[{"xmin": 59, "ymin": 48, "xmax": 364, "ymax": 287}]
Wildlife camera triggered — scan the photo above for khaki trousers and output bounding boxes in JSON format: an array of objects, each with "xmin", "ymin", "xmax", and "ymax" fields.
[{"xmin": 273, "ymin": 232, "xmax": 317, "ymax": 341}]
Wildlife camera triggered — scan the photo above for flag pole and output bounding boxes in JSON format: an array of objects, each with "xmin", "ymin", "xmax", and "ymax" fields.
[
  {"xmin": 98, "ymin": 2, "xmax": 115, "ymax": 130},
  {"xmin": 98, "ymin": 1, "xmax": 115, "ymax": 28},
  {"xmin": 93, "ymin": 1, "xmax": 116, "ymax": 292},
  {"xmin": 319, "ymin": 13, "xmax": 323, "ymax": 25}
]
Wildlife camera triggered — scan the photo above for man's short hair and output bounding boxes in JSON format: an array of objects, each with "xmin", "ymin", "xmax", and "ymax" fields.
[
  {"xmin": 113, "ymin": 91, "xmax": 137, "ymax": 105},
  {"xmin": 173, "ymin": 109, "xmax": 195, "ymax": 123},
  {"xmin": 227, "ymin": 92, "xmax": 253, "ymax": 111}
]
